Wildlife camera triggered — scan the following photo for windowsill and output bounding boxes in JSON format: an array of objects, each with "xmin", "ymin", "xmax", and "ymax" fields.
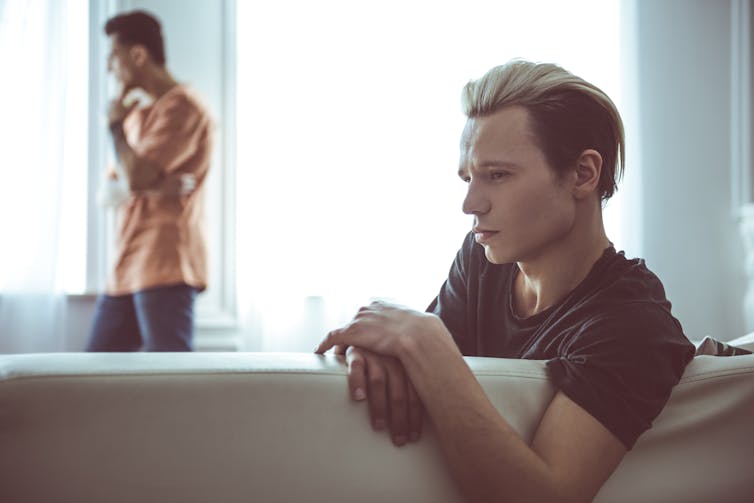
[
  {"xmin": 66, "ymin": 292, "xmax": 99, "ymax": 300},
  {"xmin": 64, "ymin": 292, "xmax": 238, "ymax": 332}
]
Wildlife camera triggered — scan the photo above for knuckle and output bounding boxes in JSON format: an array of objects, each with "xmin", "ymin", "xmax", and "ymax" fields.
[
  {"xmin": 348, "ymin": 356, "xmax": 365, "ymax": 370},
  {"xmin": 387, "ymin": 362, "xmax": 404, "ymax": 378},
  {"xmin": 368, "ymin": 374, "xmax": 385, "ymax": 388},
  {"xmin": 346, "ymin": 322, "xmax": 362, "ymax": 336},
  {"xmin": 390, "ymin": 395, "xmax": 407, "ymax": 410},
  {"xmin": 349, "ymin": 364, "xmax": 366, "ymax": 380}
]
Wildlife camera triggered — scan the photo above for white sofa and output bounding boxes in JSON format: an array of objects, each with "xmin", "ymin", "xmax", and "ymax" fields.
[{"xmin": 1, "ymin": 342, "xmax": 753, "ymax": 503}]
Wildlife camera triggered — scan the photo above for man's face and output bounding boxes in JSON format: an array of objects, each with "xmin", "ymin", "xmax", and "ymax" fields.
[
  {"xmin": 107, "ymin": 35, "xmax": 137, "ymax": 92},
  {"xmin": 458, "ymin": 105, "xmax": 576, "ymax": 265}
]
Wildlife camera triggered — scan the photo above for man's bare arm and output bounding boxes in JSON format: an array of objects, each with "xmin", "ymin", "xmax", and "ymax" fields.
[
  {"xmin": 317, "ymin": 302, "xmax": 626, "ymax": 503},
  {"xmin": 403, "ymin": 331, "xmax": 626, "ymax": 503},
  {"xmin": 109, "ymin": 120, "xmax": 163, "ymax": 191}
]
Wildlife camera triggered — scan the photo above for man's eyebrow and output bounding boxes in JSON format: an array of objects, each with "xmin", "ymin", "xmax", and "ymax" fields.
[
  {"xmin": 477, "ymin": 160, "xmax": 519, "ymax": 169},
  {"xmin": 459, "ymin": 160, "xmax": 520, "ymax": 177}
]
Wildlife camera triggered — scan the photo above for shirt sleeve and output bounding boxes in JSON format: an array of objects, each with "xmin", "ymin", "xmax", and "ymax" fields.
[
  {"xmin": 427, "ymin": 232, "xmax": 474, "ymax": 354},
  {"xmin": 545, "ymin": 305, "xmax": 694, "ymax": 449},
  {"xmin": 134, "ymin": 94, "xmax": 207, "ymax": 174}
]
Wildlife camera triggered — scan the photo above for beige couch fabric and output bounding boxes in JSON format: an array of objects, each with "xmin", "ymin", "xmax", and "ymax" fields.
[{"xmin": 0, "ymin": 351, "xmax": 752, "ymax": 503}]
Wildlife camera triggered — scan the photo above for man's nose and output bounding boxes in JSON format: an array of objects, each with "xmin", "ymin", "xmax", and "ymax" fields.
[{"xmin": 462, "ymin": 181, "xmax": 490, "ymax": 215}]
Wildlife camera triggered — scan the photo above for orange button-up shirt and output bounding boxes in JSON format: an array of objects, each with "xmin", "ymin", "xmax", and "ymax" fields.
[{"xmin": 107, "ymin": 85, "xmax": 213, "ymax": 295}]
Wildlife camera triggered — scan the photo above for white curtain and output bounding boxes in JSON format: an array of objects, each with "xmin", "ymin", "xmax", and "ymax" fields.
[
  {"xmin": 235, "ymin": 0, "xmax": 626, "ymax": 351},
  {"xmin": 0, "ymin": 0, "xmax": 84, "ymax": 352}
]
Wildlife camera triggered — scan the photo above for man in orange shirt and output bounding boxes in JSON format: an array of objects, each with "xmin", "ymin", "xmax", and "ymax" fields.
[{"xmin": 87, "ymin": 11, "xmax": 212, "ymax": 352}]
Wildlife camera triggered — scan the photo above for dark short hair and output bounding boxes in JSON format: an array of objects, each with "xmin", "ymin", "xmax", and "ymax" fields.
[
  {"xmin": 105, "ymin": 10, "xmax": 166, "ymax": 66},
  {"xmin": 462, "ymin": 60, "xmax": 624, "ymax": 201}
]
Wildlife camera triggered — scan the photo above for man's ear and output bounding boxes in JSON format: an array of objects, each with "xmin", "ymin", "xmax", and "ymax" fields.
[
  {"xmin": 128, "ymin": 45, "xmax": 149, "ymax": 67},
  {"xmin": 572, "ymin": 149, "xmax": 602, "ymax": 200}
]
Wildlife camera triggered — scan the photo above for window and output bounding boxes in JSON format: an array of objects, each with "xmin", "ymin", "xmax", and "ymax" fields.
[
  {"xmin": 1, "ymin": 0, "xmax": 626, "ymax": 351},
  {"xmin": 0, "ymin": 0, "xmax": 88, "ymax": 293},
  {"xmin": 236, "ymin": 0, "xmax": 625, "ymax": 348}
]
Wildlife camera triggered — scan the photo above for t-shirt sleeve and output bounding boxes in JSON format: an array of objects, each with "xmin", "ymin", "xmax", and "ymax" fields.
[
  {"xmin": 427, "ymin": 232, "xmax": 474, "ymax": 353},
  {"xmin": 135, "ymin": 94, "xmax": 207, "ymax": 174},
  {"xmin": 545, "ymin": 305, "xmax": 694, "ymax": 449}
]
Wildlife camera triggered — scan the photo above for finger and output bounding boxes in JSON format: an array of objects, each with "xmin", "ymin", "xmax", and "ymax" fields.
[
  {"xmin": 333, "ymin": 344, "xmax": 349, "ymax": 356},
  {"xmin": 407, "ymin": 379, "xmax": 423, "ymax": 443},
  {"xmin": 314, "ymin": 328, "xmax": 341, "ymax": 354},
  {"xmin": 124, "ymin": 100, "xmax": 139, "ymax": 114},
  {"xmin": 118, "ymin": 83, "xmax": 136, "ymax": 101},
  {"xmin": 315, "ymin": 324, "xmax": 359, "ymax": 354},
  {"xmin": 385, "ymin": 357, "xmax": 409, "ymax": 446},
  {"xmin": 363, "ymin": 352, "xmax": 387, "ymax": 432},
  {"xmin": 345, "ymin": 347, "xmax": 367, "ymax": 401}
]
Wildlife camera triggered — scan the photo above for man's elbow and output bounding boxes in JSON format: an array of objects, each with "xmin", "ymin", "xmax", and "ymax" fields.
[{"xmin": 127, "ymin": 165, "xmax": 162, "ymax": 192}]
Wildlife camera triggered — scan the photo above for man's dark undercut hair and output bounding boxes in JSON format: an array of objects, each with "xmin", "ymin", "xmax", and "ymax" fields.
[
  {"xmin": 105, "ymin": 10, "xmax": 166, "ymax": 66},
  {"xmin": 462, "ymin": 60, "xmax": 625, "ymax": 201}
]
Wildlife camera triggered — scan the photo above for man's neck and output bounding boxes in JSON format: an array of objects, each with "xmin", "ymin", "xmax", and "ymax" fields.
[
  {"xmin": 137, "ymin": 67, "xmax": 179, "ymax": 101},
  {"xmin": 512, "ymin": 206, "xmax": 610, "ymax": 318}
]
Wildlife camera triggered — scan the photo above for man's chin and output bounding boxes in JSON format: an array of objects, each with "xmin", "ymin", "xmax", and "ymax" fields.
[{"xmin": 483, "ymin": 246, "xmax": 512, "ymax": 265}]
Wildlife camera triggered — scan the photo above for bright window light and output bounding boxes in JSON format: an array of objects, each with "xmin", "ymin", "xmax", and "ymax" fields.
[
  {"xmin": 236, "ymin": 0, "xmax": 623, "ymax": 317},
  {"xmin": 0, "ymin": 0, "xmax": 88, "ymax": 294},
  {"xmin": 59, "ymin": 0, "xmax": 90, "ymax": 294}
]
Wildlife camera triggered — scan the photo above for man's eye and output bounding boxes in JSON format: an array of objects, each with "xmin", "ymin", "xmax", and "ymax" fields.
[{"xmin": 491, "ymin": 171, "xmax": 509, "ymax": 180}]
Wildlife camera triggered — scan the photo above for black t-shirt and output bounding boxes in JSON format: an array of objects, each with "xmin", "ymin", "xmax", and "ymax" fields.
[{"xmin": 427, "ymin": 232, "xmax": 695, "ymax": 449}]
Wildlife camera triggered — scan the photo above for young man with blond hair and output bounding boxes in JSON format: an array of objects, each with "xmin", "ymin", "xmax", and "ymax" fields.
[{"xmin": 316, "ymin": 60, "xmax": 694, "ymax": 502}]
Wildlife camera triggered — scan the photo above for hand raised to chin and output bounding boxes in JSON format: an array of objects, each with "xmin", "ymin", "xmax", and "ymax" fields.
[
  {"xmin": 107, "ymin": 97, "xmax": 138, "ymax": 127},
  {"xmin": 107, "ymin": 84, "xmax": 140, "ymax": 126}
]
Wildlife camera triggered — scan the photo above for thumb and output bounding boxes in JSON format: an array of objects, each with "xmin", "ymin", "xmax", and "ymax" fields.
[{"xmin": 123, "ymin": 99, "xmax": 139, "ymax": 115}]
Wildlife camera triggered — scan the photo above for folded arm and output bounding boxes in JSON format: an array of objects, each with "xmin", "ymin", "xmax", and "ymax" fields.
[
  {"xmin": 109, "ymin": 120, "xmax": 164, "ymax": 192},
  {"xmin": 316, "ymin": 302, "xmax": 626, "ymax": 503},
  {"xmin": 107, "ymin": 90, "xmax": 202, "ymax": 195}
]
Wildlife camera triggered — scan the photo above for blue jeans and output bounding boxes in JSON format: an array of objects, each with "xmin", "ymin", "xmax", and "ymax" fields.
[{"xmin": 86, "ymin": 283, "xmax": 198, "ymax": 352}]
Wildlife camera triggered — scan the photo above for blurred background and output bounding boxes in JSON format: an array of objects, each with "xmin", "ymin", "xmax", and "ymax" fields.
[{"xmin": 0, "ymin": 0, "xmax": 751, "ymax": 352}]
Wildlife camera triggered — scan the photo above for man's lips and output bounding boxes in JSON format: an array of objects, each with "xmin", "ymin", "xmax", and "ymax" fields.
[{"xmin": 473, "ymin": 228, "xmax": 498, "ymax": 243}]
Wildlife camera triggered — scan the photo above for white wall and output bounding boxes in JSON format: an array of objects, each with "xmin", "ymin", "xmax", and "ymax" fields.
[{"xmin": 634, "ymin": 0, "xmax": 746, "ymax": 340}]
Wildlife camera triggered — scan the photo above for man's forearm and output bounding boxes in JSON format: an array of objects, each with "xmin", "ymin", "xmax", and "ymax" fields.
[
  {"xmin": 109, "ymin": 121, "xmax": 161, "ymax": 191},
  {"xmin": 315, "ymin": 305, "xmax": 621, "ymax": 502},
  {"xmin": 400, "ymin": 334, "xmax": 563, "ymax": 503}
]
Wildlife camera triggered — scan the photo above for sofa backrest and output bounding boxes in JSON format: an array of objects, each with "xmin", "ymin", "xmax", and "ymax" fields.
[{"xmin": 0, "ymin": 352, "xmax": 752, "ymax": 503}]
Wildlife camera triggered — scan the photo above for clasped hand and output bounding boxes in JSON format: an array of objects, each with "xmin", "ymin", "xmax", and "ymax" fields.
[{"xmin": 315, "ymin": 301, "xmax": 443, "ymax": 447}]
